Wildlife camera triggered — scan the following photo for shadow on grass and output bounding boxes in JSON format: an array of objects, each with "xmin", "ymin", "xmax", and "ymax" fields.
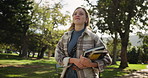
[
  {"xmin": 0, "ymin": 53, "xmax": 23, "ymax": 60},
  {"xmin": 0, "ymin": 53, "xmax": 60, "ymax": 78},
  {"xmin": 0, "ymin": 61, "xmax": 59, "ymax": 78},
  {"xmin": 0, "ymin": 65, "xmax": 59, "ymax": 78}
]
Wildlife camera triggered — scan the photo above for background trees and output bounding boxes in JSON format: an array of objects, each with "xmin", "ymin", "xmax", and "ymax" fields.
[
  {"xmin": 30, "ymin": 1, "xmax": 70, "ymax": 59},
  {"xmin": 0, "ymin": 0, "xmax": 32, "ymax": 44},
  {"xmin": 0, "ymin": 0, "xmax": 70, "ymax": 58},
  {"xmin": 0, "ymin": 0, "xmax": 33, "ymax": 57},
  {"xmin": 85, "ymin": 0, "xmax": 147, "ymax": 68},
  {"xmin": 137, "ymin": 33, "xmax": 148, "ymax": 63},
  {"xmin": 0, "ymin": 0, "xmax": 147, "ymax": 65}
]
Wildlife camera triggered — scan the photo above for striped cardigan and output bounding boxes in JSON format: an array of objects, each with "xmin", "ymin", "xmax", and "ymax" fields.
[{"xmin": 55, "ymin": 28, "xmax": 112, "ymax": 78}]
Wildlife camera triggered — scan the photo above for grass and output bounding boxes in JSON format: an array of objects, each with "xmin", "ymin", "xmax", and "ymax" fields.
[
  {"xmin": 0, "ymin": 53, "xmax": 147, "ymax": 78},
  {"xmin": 101, "ymin": 62, "xmax": 147, "ymax": 78},
  {"xmin": 0, "ymin": 53, "xmax": 58, "ymax": 78}
]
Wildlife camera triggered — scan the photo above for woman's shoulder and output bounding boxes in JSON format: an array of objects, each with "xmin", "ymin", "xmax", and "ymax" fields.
[
  {"xmin": 63, "ymin": 30, "xmax": 73, "ymax": 36},
  {"xmin": 60, "ymin": 30, "xmax": 73, "ymax": 40},
  {"xmin": 85, "ymin": 28, "xmax": 98, "ymax": 38}
]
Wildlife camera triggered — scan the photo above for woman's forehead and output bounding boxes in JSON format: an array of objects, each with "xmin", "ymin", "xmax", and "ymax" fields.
[{"xmin": 74, "ymin": 8, "xmax": 85, "ymax": 13}]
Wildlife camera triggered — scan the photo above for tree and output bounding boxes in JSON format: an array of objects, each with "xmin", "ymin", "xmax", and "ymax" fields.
[
  {"xmin": 0, "ymin": 0, "xmax": 32, "ymax": 44},
  {"xmin": 137, "ymin": 32, "xmax": 148, "ymax": 63},
  {"xmin": 142, "ymin": 36, "xmax": 148, "ymax": 63},
  {"xmin": 85, "ymin": 0, "xmax": 147, "ymax": 68},
  {"xmin": 15, "ymin": 0, "xmax": 33, "ymax": 58},
  {"xmin": 30, "ymin": 1, "xmax": 70, "ymax": 59},
  {"xmin": 0, "ymin": 0, "xmax": 33, "ymax": 57},
  {"xmin": 106, "ymin": 37, "xmax": 121, "ymax": 64},
  {"xmin": 127, "ymin": 47, "xmax": 139, "ymax": 64}
]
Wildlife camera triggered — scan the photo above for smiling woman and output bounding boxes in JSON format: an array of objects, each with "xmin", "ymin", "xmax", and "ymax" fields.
[
  {"xmin": 72, "ymin": 7, "xmax": 89, "ymax": 31},
  {"xmin": 55, "ymin": 7, "xmax": 112, "ymax": 78}
]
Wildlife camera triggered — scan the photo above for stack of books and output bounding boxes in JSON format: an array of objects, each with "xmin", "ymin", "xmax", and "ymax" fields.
[{"xmin": 83, "ymin": 46, "xmax": 108, "ymax": 60}]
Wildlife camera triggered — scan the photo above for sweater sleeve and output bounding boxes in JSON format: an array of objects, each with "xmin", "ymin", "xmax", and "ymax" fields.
[
  {"xmin": 54, "ymin": 34, "xmax": 71, "ymax": 67},
  {"xmin": 93, "ymin": 35, "xmax": 112, "ymax": 72}
]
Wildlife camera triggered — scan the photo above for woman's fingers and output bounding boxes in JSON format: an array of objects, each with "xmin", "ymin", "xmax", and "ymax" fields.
[{"xmin": 73, "ymin": 55, "xmax": 92, "ymax": 69}]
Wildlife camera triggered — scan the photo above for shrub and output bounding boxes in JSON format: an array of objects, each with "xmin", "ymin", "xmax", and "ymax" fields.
[{"xmin": 127, "ymin": 47, "xmax": 139, "ymax": 64}]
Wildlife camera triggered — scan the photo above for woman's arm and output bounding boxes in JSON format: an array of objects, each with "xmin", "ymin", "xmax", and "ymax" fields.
[
  {"xmin": 93, "ymin": 35, "xmax": 112, "ymax": 72},
  {"xmin": 55, "ymin": 35, "xmax": 71, "ymax": 67},
  {"xmin": 69, "ymin": 58, "xmax": 85, "ymax": 69}
]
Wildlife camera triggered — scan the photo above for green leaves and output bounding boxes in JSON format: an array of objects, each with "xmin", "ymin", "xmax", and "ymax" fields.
[{"xmin": 0, "ymin": 0, "xmax": 33, "ymax": 44}]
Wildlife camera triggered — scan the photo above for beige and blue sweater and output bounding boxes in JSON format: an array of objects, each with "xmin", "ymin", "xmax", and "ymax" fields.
[{"xmin": 55, "ymin": 28, "xmax": 112, "ymax": 78}]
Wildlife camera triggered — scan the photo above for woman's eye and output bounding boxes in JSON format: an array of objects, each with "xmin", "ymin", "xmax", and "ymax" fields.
[
  {"xmin": 73, "ymin": 12, "xmax": 84, "ymax": 16},
  {"xmin": 80, "ymin": 13, "xmax": 83, "ymax": 15},
  {"xmin": 74, "ymin": 13, "xmax": 77, "ymax": 15}
]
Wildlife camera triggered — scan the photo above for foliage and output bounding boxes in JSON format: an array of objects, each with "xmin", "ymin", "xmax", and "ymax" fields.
[
  {"xmin": 142, "ymin": 36, "xmax": 148, "ymax": 63},
  {"xmin": 137, "ymin": 33, "xmax": 148, "ymax": 63},
  {"xmin": 0, "ymin": 0, "xmax": 33, "ymax": 45},
  {"xmin": 0, "ymin": 0, "xmax": 70, "ymax": 58},
  {"xmin": 106, "ymin": 38, "xmax": 121, "ymax": 58},
  {"xmin": 28, "ymin": 1, "xmax": 70, "ymax": 58},
  {"xmin": 85, "ymin": 0, "xmax": 148, "ymax": 68},
  {"xmin": 0, "ymin": 0, "xmax": 34, "ymax": 57},
  {"xmin": 127, "ymin": 45, "xmax": 148, "ymax": 64},
  {"xmin": 127, "ymin": 47, "xmax": 139, "ymax": 64}
]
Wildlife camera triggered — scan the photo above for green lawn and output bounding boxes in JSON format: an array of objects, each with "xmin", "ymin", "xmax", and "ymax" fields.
[
  {"xmin": 0, "ymin": 53, "xmax": 58, "ymax": 78},
  {"xmin": 101, "ymin": 62, "xmax": 147, "ymax": 78},
  {"xmin": 0, "ymin": 53, "xmax": 147, "ymax": 78}
]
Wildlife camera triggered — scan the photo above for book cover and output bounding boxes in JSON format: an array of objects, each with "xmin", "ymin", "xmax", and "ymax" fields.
[{"xmin": 83, "ymin": 46, "xmax": 108, "ymax": 60}]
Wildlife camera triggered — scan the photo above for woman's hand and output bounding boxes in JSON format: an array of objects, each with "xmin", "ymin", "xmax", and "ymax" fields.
[
  {"xmin": 69, "ymin": 58, "xmax": 86, "ymax": 69},
  {"xmin": 69, "ymin": 55, "xmax": 98, "ymax": 69},
  {"xmin": 80, "ymin": 55, "xmax": 98, "ymax": 68},
  {"xmin": 80, "ymin": 55, "xmax": 92, "ymax": 67}
]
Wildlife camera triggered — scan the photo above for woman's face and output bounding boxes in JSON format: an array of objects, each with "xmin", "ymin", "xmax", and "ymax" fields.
[{"xmin": 73, "ymin": 8, "xmax": 87, "ymax": 26}]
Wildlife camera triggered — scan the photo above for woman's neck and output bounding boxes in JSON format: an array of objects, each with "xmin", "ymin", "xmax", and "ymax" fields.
[{"xmin": 75, "ymin": 25, "xmax": 85, "ymax": 31}]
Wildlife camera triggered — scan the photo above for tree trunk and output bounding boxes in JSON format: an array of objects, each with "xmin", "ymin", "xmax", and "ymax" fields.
[
  {"xmin": 19, "ymin": 35, "xmax": 28, "ymax": 58},
  {"xmin": 119, "ymin": 44, "xmax": 128, "ymax": 68},
  {"xmin": 32, "ymin": 51, "xmax": 35, "ymax": 58},
  {"xmin": 19, "ymin": 24, "xmax": 29, "ymax": 58},
  {"xmin": 38, "ymin": 46, "xmax": 47, "ymax": 59},
  {"xmin": 27, "ymin": 51, "xmax": 31, "ymax": 57},
  {"xmin": 119, "ymin": 33, "xmax": 129, "ymax": 68},
  {"xmin": 112, "ymin": 32, "xmax": 118, "ymax": 65},
  {"xmin": 48, "ymin": 51, "xmax": 51, "ymax": 59}
]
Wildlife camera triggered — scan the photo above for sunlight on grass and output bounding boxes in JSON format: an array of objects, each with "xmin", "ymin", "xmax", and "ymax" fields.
[
  {"xmin": 6, "ymin": 74, "xmax": 26, "ymax": 77},
  {"xmin": 102, "ymin": 61, "xmax": 148, "ymax": 78},
  {"xmin": 35, "ymin": 71, "xmax": 49, "ymax": 74},
  {"xmin": 127, "ymin": 64, "xmax": 147, "ymax": 69},
  {"xmin": 0, "ymin": 57, "xmax": 57, "ymax": 66},
  {"xmin": 0, "ymin": 60, "xmax": 32, "ymax": 65}
]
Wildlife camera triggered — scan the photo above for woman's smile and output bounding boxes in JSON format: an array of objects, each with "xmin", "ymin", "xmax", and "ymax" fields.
[{"xmin": 73, "ymin": 8, "xmax": 87, "ymax": 25}]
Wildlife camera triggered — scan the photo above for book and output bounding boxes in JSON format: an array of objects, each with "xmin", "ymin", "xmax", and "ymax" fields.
[{"xmin": 83, "ymin": 46, "xmax": 108, "ymax": 60}]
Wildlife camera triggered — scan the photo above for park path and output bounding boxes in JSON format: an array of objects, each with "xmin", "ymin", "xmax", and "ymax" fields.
[{"xmin": 119, "ymin": 65, "xmax": 148, "ymax": 78}]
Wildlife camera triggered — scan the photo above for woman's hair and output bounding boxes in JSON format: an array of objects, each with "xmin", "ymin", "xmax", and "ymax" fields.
[{"xmin": 68, "ymin": 7, "xmax": 91, "ymax": 31}]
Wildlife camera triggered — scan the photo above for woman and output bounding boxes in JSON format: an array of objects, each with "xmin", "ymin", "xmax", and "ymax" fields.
[{"xmin": 55, "ymin": 7, "xmax": 112, "ymax": 78}]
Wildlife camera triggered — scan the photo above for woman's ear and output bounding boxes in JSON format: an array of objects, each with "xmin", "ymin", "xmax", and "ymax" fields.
[{"xmin": 85, "ymin": 18, "xmax": 89, "ymax": 24}]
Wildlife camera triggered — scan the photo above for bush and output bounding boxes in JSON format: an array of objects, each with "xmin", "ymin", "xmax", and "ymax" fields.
[
  {"xmin": 127, "ymin": 46, "xmax": 148, "ymax": 64},
  {"xmin": 127, "ymin": 47, "xmax": 139, "ymax": 64}
]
